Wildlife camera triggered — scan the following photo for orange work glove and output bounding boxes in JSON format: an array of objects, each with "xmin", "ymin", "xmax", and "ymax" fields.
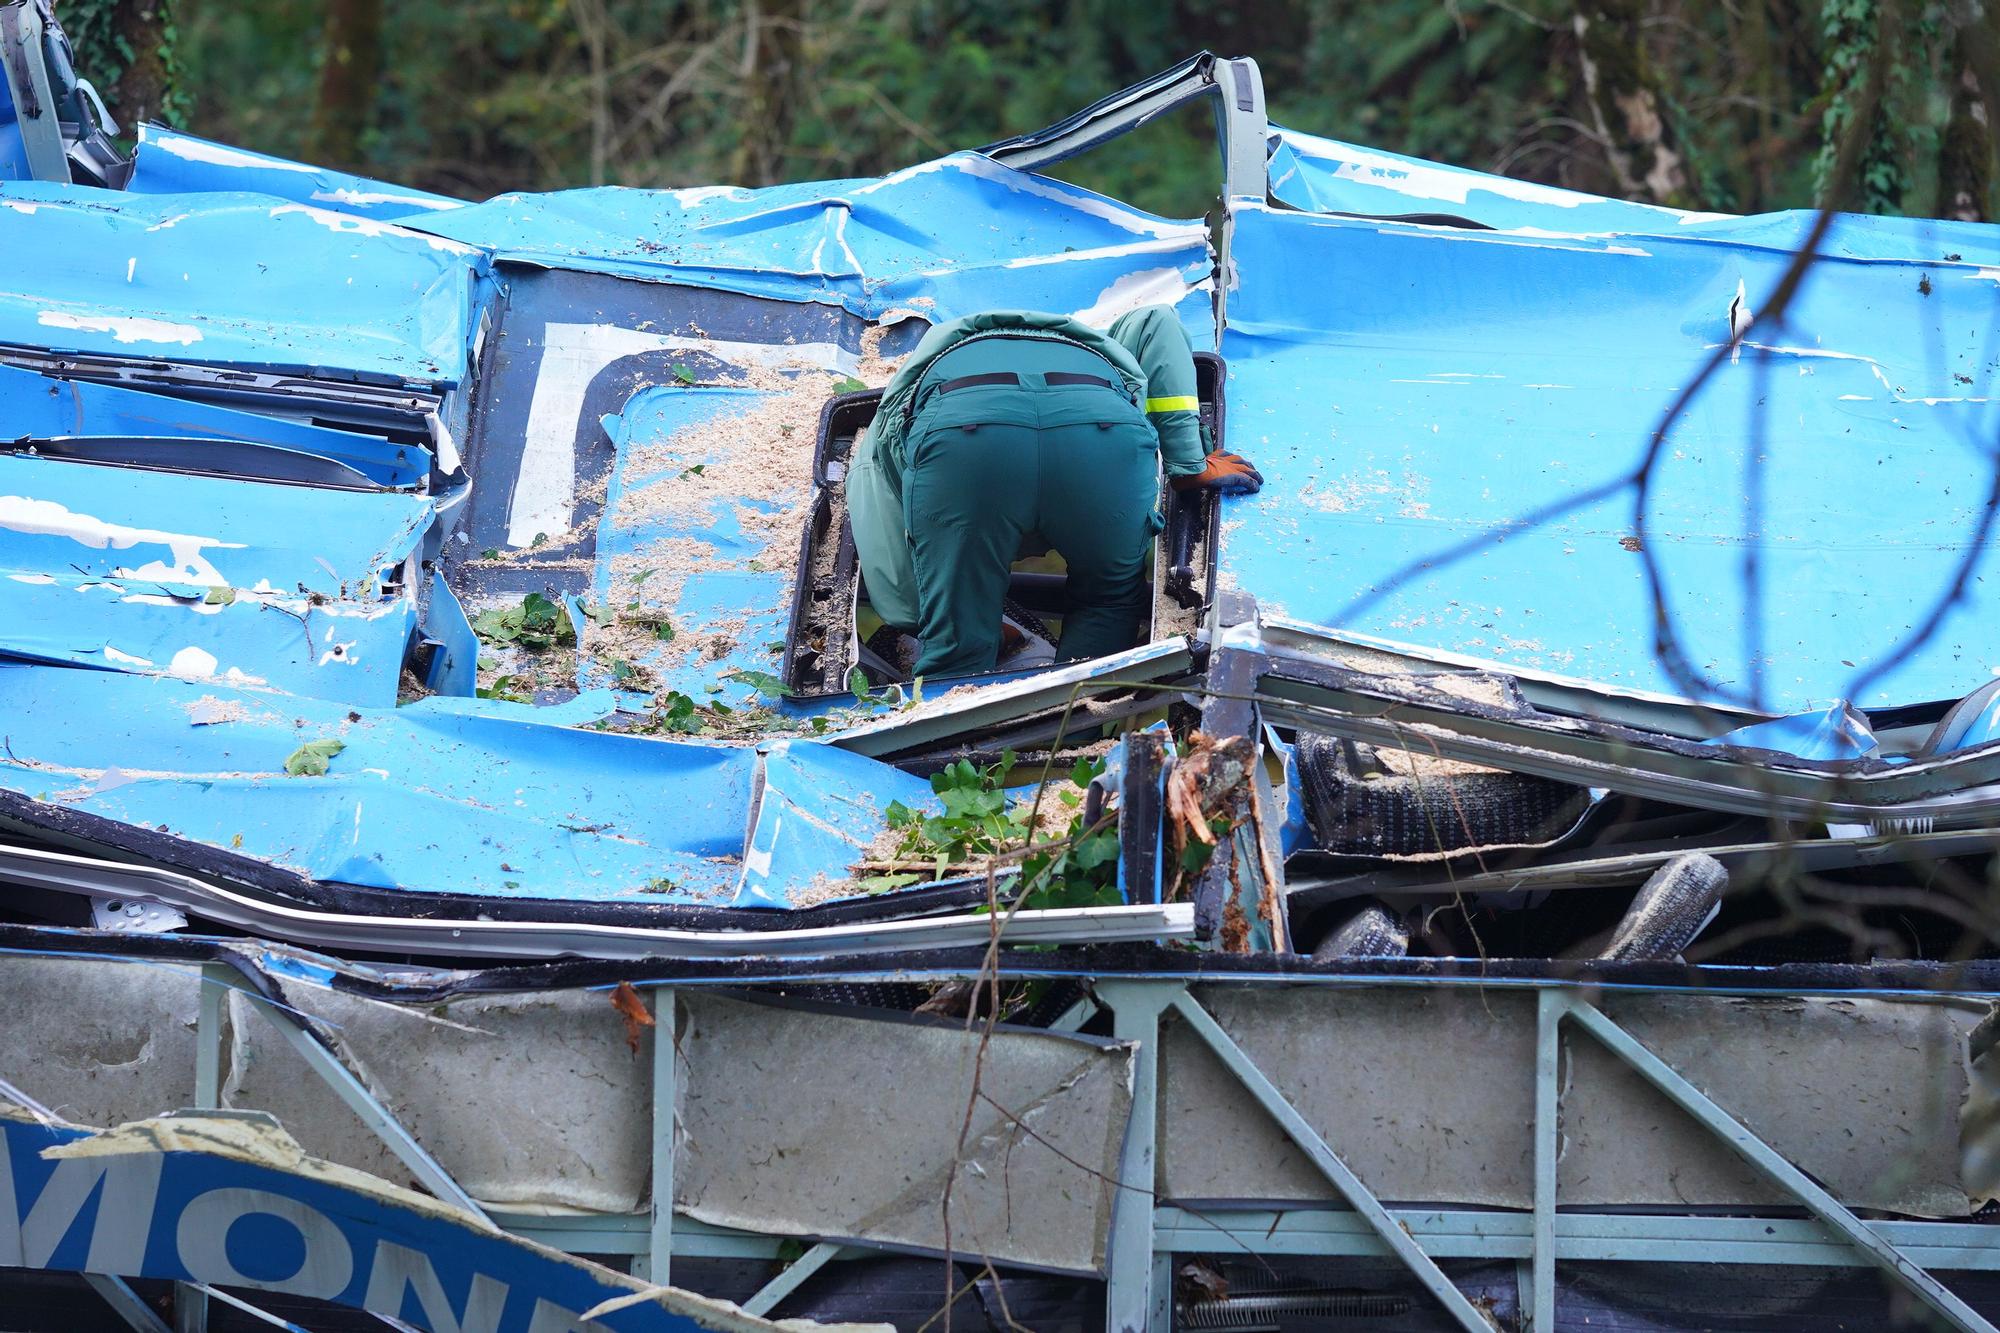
[{"xmin": 1171, "ymin": 450, "xmax": 1264, "ymax": 495}]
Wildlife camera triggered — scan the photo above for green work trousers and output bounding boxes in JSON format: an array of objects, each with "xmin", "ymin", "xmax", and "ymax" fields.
[{"xmin": 904, "ymin": 339, "xmax": 1163, "ymax": 678}]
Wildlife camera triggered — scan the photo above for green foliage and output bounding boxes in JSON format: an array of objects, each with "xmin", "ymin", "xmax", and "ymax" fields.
[
  {"xmin": 723, "ymin": 668, "xmax": 792, "ymax": 699},
  {"xmin": 470, "ymin": 592, "xmax": 575, "ymax": 650},
  {"xmin": 476, "ymin": 674, "xmax": 532, "ymax": 703},
  {"xmin": 66, "ymin": 0, "xmax": 190, "ymax": 130},
  {"xmin": 283, "ymin": 738, "xmax": 345, "ymax": 776},
  {"xmin": 132, "ymin": 1, "xmax": 1985, "ymax": 238},
  {"xmin": 873, "ymin": 753, "xmax": 1119, "ymax": 910}
]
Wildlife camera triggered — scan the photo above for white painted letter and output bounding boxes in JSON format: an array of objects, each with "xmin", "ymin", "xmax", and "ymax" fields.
[
  {"xmin": 0, "ymin": 1138, "xmax": 163, "ymax": 1273},
  {"xmin": 176, "ymin": 1187, "xmax": 353, "ymax": 1299},
  {"xmin": 363, "ymin": 1239, "xmax": 507, "ymax": 1333}
]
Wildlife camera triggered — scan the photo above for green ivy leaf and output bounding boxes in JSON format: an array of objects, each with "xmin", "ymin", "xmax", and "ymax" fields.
[
  {"xmin": 724, "ymin": 668, "xmax": 792, "ymax": 699},
  {"xmin": 671, "ymin": 364, "xmax": 696, "ymax": 384},
  {"xmin": 283, "ymin": 739, "xmax": 346, "ymax": 777},
  {"xmin": 203, "ymin": 586, "xmax": 237, "ymax": 606},
  {"xmin": 831, "ymin": 375, "xmax": 867, "ymax": 393}
]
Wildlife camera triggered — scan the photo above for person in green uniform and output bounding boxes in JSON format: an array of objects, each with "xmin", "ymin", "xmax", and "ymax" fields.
[{"xmin": 846, "ymin": 305, "xmax": 1262, "ymax": 678}]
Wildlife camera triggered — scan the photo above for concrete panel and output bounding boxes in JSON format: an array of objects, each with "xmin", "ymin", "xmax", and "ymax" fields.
[
  {"xmin": 230, "ymin": 984, "xmax": 655, "ymax": 1213},
  {"xmin": 675, "ymin": 992, "xmax": 1135, "ymax": 1275},
  {"xmin": 0, "ymin": 955, "xmax": 200, "ymax": 1124},
  {"xmin": 1158, "ymin": 986, "xmax": 1981, "ymax": 1217}
]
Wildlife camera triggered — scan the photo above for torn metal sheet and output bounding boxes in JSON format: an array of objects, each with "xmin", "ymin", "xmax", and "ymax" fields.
[
  {"xmin": 1158, "ymin": 986, "xmax": 1983, "ymax": 1216},
  {"xmin": 0, "ymin": 949, "xmax": 1133, "ymax": 1274},
  {"xmin": 586, "ymin": 384, "xmax": 821, "ymax": 698},
  {"xmin": 0, "ymin": 362, "xmax": 434, "ymax": 488},
  {"xmin": 412, "ymin": 153, "xmax": 1213, "ymax": 326},
  {"xmin": 0, "ymin": 664, "xmax": 760, "ymax": 903},
  {"xmin": 1267, "ymin": 123, "xmax": 1730, "ymax": 232},
  {"xmin": 736, "ymin": 739, "xmax": 939, "ymax": 911},
  {"xmin": 1269, "ymin": 123, "xmax": 2000, "ymax": 266},
  {"xmin": 127, "ymin": 124, "xmax": 467, "ymax": 222},
  {"xmin": 1218, "ymin": 199, "xmax": 2000, "ymax": 712},
  {"xmin": 675, "ymin": 991, "xmax": 1133, "ymax": 1275},
  {"xmin": 0, "ymin": 456, "xmax": 430, "ymax": 703},
  {"xmin": 0, "ymin": 1108, "xmax": 872, "ymax": 1332},
  {"xmin": 0, "ymin": 183, "xmax": 483, "ymax": 383}
]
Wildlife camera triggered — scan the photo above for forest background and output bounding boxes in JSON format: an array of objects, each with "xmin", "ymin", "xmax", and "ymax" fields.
[{"xmin": 57, "ymin": 0, "xmax": 1998, "ymax": 225}]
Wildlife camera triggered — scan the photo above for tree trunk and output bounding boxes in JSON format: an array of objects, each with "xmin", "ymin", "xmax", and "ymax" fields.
[
  {"xmin": 107, "ymin": 0, "xmax": 174, "ymax": 127},
  {"xmin": 308, "ymin": 0, "xmax": 385, "ymax": 171},
  {"xmin": 1939, "ymin": 40, "xmax": 1993, "ymax": 222},
  {"xmin": 1572, "ymin": 0, "xmax": 1695, "ymax": 207},
  {"xmin": 731, "ymin": 0, "xmax": 806, "ymax": 186}
]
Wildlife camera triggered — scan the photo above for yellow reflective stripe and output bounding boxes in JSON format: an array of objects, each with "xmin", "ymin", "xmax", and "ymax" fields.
[{"xmin": 1144, "ymin": 394, "xmax": 1200, "ymax": 413}]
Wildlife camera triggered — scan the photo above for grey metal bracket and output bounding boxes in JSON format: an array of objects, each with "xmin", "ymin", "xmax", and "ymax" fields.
[
  {"xmin": 644, "ymin": 986, "xmax": 677, "ymax": 1286},
  {"xmin": 1097, "ymin": 981, "xmax": 1172, "ymax": 1333}
]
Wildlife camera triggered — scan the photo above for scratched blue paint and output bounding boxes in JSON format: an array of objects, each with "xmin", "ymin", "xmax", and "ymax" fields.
[
  {"xmin": 412, "ymin": 152, "xmax": 1212, "ymax": 324},
  {"xmin": 128, "ymin": 124, "xmax": 467, "ymax": 222},
  {"xmin": 736, "ymin": 738, "xmax": 941, "ymax": 908},
  {"xmin": 0, "ymin": 183, "xmax": 484, "ymax": 384},
  {"xmin": 0, "ymin": 662, "xmax": 947, "ymax": 904},
  {"xmin": 1220, "ymin": 202, "xmax": 2000, "ymax": 712},
  {"xmin": 1267, "ymin": 124, "xmax": 1723, "ymax": 234},
  {"xmin": 0, "ymin": 362, "xmax": 431, "ymax": 487},
  {"xmin": 0, "ymin": 453, "xmax": 432, "ymax": 704},
  {"xmin": 0, "ymin": 664, "xmax": 758, "ymax": 901},
  {"xmin": 585, "ymin": 387, "xmax": 803, "ymax": 702},
  {"xmin": 1268, "ymin": 124, "xmax": 2000, "ymax": 266}
]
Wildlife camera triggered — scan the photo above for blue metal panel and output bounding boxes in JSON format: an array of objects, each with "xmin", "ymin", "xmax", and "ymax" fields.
[
  {"xmin": 0, "ymin": 664, "xmax": 758, "ymax": 901},
  {"xmin": 128, "ymin": 125, "xmax": 467, "ymax": 222},
  {"xmin": 0, "ymin": 183, "xmax": 484, "ymax": 385},
  {"xmin": 1219, "ymin": 202, "xmax": 2000, "ymax": 711},
  {"xmin": 0, "ymin": 662, "xmax": 947, "ymax": 906},
  {"xmin": 1267, "ymin": 125, "xmax": 2000, "ymax": 266},
  {"xmin": 590, "ymin": 387, "xmax": 801, "ymax": 700},
  {"xmin": 0, "ymin": 454, "xmax": 431, "ymax": 703},
  {"xmin": 1266, "ymin": 124, "xmax": 1727, "ymax": 233},
  {"xmin": 0, "ymin": 363, "xmax": 432, "ymax": 487},
  {"xmin": 1710, "ymin": 702, "xmax": 1881, "ymax": 760},
  {"xmin": 412, "ymin": 152, "xmax": 1211, "ymax": 323},
  {"xmin": 736, "ymin": 738, "xmax": 940, "ymax": 909}
]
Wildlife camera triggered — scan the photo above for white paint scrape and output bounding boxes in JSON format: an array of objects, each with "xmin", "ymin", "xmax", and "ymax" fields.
[
  {"xmin": 1070, "ymin": 267, "xmax": 1200, "ymax": 327},
  {"xmin": 0, "ymin": 495, "xmax": 246, "ymax": 585},
  {"xmin": 37, "ymin": 309, "xmax": 202, "ymax": 346}
]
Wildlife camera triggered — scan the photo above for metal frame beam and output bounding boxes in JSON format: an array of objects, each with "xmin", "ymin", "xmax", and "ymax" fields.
[
  {"xmin": 1165, "ymin": 990, "xmax": 1493, "ymax": 1332},
  {"xmin": 741, "ymin": 1242, "xmax": 841, "ymax": 1317},
  {"xmin": 1099, "ymin": 981, "xmax": 1169, "ymax": 1333},
  {"xmin": 84, "ymin": 1274, "xmax": 172, "ymax": 1333},
  {"xmin": 643, "ymin": 986, "xmax": 676, "ymax": 1285},
  {"xmin": 20, "ymin": 968, "xmax": 2000, "ymax": 1333},
  {"xmin": 1560, "ymin": 994, "xmax": 1996, "ymax": 1333},
  {"xmin": 206, "ymin": 971, "xmax": 491, "ymax": 1225}
]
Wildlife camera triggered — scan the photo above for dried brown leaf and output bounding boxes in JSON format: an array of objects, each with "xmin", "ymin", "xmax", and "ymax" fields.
[{"xmin": 611, "ymin": 980, "xmax": 655, "ymax": 1055}]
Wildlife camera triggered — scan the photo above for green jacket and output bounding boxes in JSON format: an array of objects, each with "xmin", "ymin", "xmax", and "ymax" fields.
[{"xmin": 847, "ymin": 305, "xmax": 1206, "ymax": 630}]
